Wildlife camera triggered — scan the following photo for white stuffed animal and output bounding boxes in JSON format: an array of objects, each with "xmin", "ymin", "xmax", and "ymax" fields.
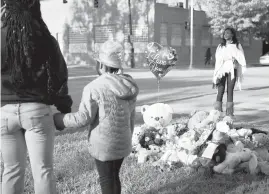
[
  {"xmin": 216, "ymin": 121, "xmax": 230, "ymax": 133},
  {"xmin": 194, "ymin": 109, "xmax": 221, "ymax": 130},
  {"xmin": 237, "ymin": 128, "xmax": 252, "ymax": 137},
  {"xmin": 252, "ymin": 133, "xmax": 269, "ymax": 147},
  {"xmin": 136, "ymin": 144, "xmax": 162, "ymax": 164},
  {"xmin": 187, "ymin": 110, "xmax": 208, "ymax": 131},
  {"xmin": 132, "ymin": 126, "xmax": 144, "ymax": 146},
  {"xmin": 226, "ymin": 141, "xmax": 245, "ymax": 153},
  {"xmin": 213, "ymin": 148, "xmax": 258, "ymax": 174},
  {"xmin": 141, "ymin": 103, "xmax": 173, "ymax": 129}
]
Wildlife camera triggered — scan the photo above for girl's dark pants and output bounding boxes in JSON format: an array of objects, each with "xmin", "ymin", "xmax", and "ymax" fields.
[
  {"xmin": 216, "ymin": 69, "xmax": 237, "ymax": 102},
  {"xmin": 95, "ymin": 158, "xmax": 124, "ymax": 194}
]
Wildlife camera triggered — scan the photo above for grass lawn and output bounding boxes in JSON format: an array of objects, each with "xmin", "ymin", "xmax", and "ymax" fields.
[{"xmin": 18, "ymin": 125, "xmax": 268, "ymax": 194}]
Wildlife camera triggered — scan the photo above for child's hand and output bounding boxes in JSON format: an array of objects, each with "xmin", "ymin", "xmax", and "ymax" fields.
[{"xmin": 53, "ymin": 113, "xmax": 66, "ymax": 131}]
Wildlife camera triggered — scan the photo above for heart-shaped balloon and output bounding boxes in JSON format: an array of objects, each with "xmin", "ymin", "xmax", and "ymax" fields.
[{"xmin": 145, "ymin": 42, "xmax": 178, "ymax": 80}]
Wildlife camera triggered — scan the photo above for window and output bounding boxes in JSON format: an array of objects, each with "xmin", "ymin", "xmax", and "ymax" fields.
[
  {"xmin": 94, "ymin": 25, "xmax": 116, "ymax": 52},
  {"xmin": 124, "ymin": 24, "xmax": 148, "ymax": 42},
  {"xmin": 94, "ymin": 0, "xmax": 98, "ymax": 8},
  {"xmin": 185, "ymin": 26, "xmax": 196, "ymax": 46},
  {"xmin": 124, "ymin": 24, "xmax": 148, "ymax": 53},
  {"xmin": 160, "ymin": 23, "xmax": 168, "ymax": 46},
  {"xmin": 201, "ymin": 26, "xmax": 210, "ymax": 47},
  {"xmin": 94, "ymin": 25, "xmax": 116, "ymax": 43},
  {"xmin": 171, "ymin": 24, "xmax": 183, "ymax": 46},
  {"xmin": 68, "ymin": 27, "xmax": 88, "ymax": 53}
]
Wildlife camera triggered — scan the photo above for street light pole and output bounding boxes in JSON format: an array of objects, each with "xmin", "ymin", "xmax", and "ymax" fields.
[
  {"xmin": 189, "ymin": 0, "xmax": 194, "ymax": 69},
  {"xmin": 128, "ymin": 0, "xmax": 135, "ymax": 68}
]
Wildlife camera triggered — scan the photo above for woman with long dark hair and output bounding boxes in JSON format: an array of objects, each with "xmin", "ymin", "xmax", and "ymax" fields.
[
  {"xmin": 1, "ymin": 1, "xmax": 72, "ymax": 193},
  {"xmin": 213, "ymin": 27, "xmax": 246, "ymax": 116}
]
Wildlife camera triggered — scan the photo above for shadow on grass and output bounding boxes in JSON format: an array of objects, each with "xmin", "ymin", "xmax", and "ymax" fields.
[
  {"xmin": 234, "ymin": 113, "xmax": 269, "ymax": 126},
  {"xmin": 55, "ymin": 126, "xmax": 88, "ymax": 137},
  {"xmin": 245, "ymin": 86, "xmax": 269, "ymax": 91},
  {"xmin": 232, "ymin": 105, "xmax": 269, "ymax": 127},
  {"xmin": 145, "ymin": 172, "xmax": 267, "ymax": 194}
]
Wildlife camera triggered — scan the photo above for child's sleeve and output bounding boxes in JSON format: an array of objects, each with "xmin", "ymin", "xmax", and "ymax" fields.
[{"xmin": 62, "ymin": 87, "xmax": 98, "ymax": 128}]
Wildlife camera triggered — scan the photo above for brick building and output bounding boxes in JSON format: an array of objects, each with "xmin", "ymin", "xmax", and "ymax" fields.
[{"xmin": 41, "ymin": 0, "xmax": 262, "ymax": 68}]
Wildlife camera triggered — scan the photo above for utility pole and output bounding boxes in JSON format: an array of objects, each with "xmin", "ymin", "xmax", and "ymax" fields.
[
  {"xmin": 189, "ymin": 0, "xmax": 194, "ymax": 69},
  {"xmin": 128, "ymin": 0, "xmax": 135, "ymax": 68}
]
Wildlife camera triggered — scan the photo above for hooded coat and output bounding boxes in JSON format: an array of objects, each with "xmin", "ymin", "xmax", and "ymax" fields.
[{"xmin": 62, "ymin": 73, "xmax": 139, "ymax": 161}]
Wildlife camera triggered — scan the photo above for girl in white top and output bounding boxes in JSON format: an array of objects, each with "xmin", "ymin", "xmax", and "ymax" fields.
[{"xmin": 213, "ymin": 27, "xmax": 246, "ymax": 116}]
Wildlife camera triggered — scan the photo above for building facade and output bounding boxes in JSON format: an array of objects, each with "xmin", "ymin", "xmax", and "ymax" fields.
[{"xmin": 41, "ymin": 0, "xmax": 262, "ymax": 68}]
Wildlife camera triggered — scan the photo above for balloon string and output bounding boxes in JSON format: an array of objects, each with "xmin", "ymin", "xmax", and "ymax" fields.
[{"xmin": 157, "ymin": 78, "xmax": 160, "ymax": 103}]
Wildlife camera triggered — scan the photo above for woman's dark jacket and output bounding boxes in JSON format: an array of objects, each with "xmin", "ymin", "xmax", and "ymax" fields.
[{"xmin": 1, "ymin": 26, "xmax": 73, "ymax": 113}]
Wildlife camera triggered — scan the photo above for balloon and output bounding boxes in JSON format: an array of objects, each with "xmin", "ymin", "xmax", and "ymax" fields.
[{"xmin": 145, "ymin": 42, "xmax": 178, "ymax": 80}]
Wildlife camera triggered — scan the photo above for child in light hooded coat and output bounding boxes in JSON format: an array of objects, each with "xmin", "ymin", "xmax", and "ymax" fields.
[{"xmin": 54, "ymin": 40, "xmax": 139, "ymax": 194}]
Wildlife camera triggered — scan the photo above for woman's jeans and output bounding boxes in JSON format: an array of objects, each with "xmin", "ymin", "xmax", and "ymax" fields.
[
  {"xmin": 95, "ymin": 158, "xmax": 124, "ymax": 194},
  {"xmin": 216, "ymin": 69, "xmax": 237, "ymax": 102},
  {"xmin": 1, "ymin": 103, "xmax": 56, "ymax": 194}
]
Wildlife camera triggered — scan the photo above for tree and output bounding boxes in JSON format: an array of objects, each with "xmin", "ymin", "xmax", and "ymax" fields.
[{"xmin": 194, "ymin": 0, "xmax": 269, "ymax": 41}]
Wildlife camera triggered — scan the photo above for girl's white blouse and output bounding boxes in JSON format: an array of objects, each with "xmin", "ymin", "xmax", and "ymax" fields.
[{"xmin": 213, "ymin": 43, "xmax": 247, "ymax": 90}]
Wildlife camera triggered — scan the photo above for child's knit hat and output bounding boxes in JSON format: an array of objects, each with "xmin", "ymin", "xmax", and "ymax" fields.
[{"xmin": 96, "ymin": 40, "xmax": 123, "ymax": 69}]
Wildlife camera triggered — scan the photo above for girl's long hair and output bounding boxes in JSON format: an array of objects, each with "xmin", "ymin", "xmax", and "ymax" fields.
[
  {"xmin": 2, "ymin": 0, "xmax": 53, "ymax": 89},
  {"xmin": 220, "ymin": 27, "xmax": 240, "ymax": 48}
]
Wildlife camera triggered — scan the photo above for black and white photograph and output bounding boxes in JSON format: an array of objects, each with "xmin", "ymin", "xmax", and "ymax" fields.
[{"xmin": 1, "ymin": 0, "xmax": 269, "ymax": 193}]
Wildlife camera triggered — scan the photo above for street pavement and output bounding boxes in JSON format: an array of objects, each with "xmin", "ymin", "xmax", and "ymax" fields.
[{"xmin": 63, "ymin": 65, "xmax": 269, "ymax": 129}]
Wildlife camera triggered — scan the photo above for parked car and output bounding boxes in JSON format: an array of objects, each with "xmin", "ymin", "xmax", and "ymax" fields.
[{"xmin": 259, "ymin": 52, "xmax": 269, "ymax": 65}]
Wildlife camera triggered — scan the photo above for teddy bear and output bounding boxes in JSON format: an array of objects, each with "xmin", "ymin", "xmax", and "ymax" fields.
[
  {"xmin": 222, "ymin": 115, "xmax": 234, "ymax": 128},
  {"xmin": 141, "ymin": 103, "xmax": 173, "ymax": 129},
  {"xmin": 252, "ymin": 133, "xmax": 269, "ymax": 147},
  {"xmin": 257, "ymin": 161, "xmax": 269, "ymax": 175},
  {"xmin": 136, "ymin": 145, "xmax": 161, "ymax": 163},
  {"xmin": 236, "ymin": 160, "xmax": 269, "ymax": 175},
  {"xmin": 234, "ymin": 147, "xmax": 269, "ymax": 175},
  {"xmin": 215, "ymin": 121, "xmax": 230, "ymax": 133},
  {"xmin": 132, "ymin": 126, "xmax": 145, "ymax": 146},
  {"xmin": 213, "ymin": 148, "xmax": 258, "ymax": 174},
  {"xmin": 236, "ymin": 128, "xmax": 253, "ymax": 137},
  {"xmin": 226, "ymin": 129, "xmax": 255, "ymax": 150},
  {"xmin": 195, "ymin": 110, "xmax": 221, "ymax": 131},
  {"xmin": 188, "ymin": 110, "xmax": 221, "ymax": 134},
  {"xmin": 179, "ymin": 110, "xmax": 219, "ymax": 156},
  {"xmin": 253, "ymin": 147, "xmax": 269, "ymax": 162},
  {"xmin": 208, "ymin": 121, "xmax": 233, "ymax": 147},
  {"xmin": 187, "ymin": 110, "xmax": 208, "ymax": 131},
  {"xmin": 226, "ymin": 141, "xmax": 245, "ymax": 153}
]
